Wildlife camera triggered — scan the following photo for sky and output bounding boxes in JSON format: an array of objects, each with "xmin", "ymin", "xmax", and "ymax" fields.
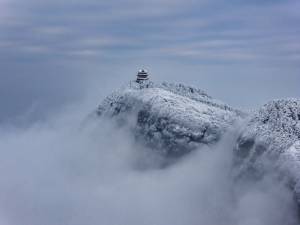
[{"xmin": 0, "ymin": 0, "xmax": 300, "ymax": 123}]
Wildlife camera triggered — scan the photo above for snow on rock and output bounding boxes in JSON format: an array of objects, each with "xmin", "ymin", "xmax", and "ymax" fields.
[
  {"xmin": 235, "ymin": 99, "xmax": 300, "ymax": 194},
  {"xmin": 97, "ymin": 81, "xmax": 243, "ymax": 157},
  {"xmin": 96, "ymin": 83, "xmax": 300, "ymax": 208}
]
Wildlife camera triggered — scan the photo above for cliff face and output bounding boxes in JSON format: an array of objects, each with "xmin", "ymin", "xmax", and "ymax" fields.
[
  {"xmin": 97, "ymin": 82, "xmax": 300, "ymax": 209},
  {"xmin": 234, "ymin": 99, "xmax": 300, "ymax": 203},
  {"xmin": 97, "ymin": 81, "xmax": 243, "ymax": 157},
  {"xmin": 96, "ymin": 81, "xmax": 300, "ymax": 214}
]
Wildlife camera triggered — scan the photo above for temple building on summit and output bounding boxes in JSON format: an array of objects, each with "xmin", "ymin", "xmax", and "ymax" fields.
[{"xmin": 136, "ymin": 69, "xmax": 149, "ymax": 82}]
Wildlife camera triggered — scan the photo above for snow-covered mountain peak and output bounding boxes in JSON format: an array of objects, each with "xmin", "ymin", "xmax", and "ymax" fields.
[
  {"xmin": 98, "ymin": 81, "xmax": 243, "ymax": 116},
  {"xmin": 238, "ymin": 98, "xmax": 300, "ymax": 155},
  {"xmin": 235, "ymin": 98, "xmax": 300, "ymax": 203},
  {"xmin": 96, "ymin": 82, "xmax": 300, "ymax": 209},
  {"xmin": 256, "ymin": 98, "xmax": 300, "ymax": 137},
  {"xmin": 97, "ymin": 81, "xmax": 243, "ymax": 156}
]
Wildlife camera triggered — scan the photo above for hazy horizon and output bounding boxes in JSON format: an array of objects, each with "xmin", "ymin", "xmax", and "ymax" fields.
[{"xmin": 1, "ymin": 0, "xmax": 300, "ymax": 123}]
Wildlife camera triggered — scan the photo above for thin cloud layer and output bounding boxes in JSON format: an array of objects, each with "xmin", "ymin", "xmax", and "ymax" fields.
[{"xmin": 1, "ymin": 0, "xmax": 299, "ymax": 63}]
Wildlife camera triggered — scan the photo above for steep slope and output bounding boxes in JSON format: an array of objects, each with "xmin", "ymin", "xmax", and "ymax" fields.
[
  {"xmin": 97, "ymin": 81, "xmax": 244, "ymax": 157},
  {"xmin": 97, "ymin": 81, "xmax": 300, "ymax": 209},
  {"xmin": 235, "ymin": 99, "xmax": 300, "ymax": 203}
]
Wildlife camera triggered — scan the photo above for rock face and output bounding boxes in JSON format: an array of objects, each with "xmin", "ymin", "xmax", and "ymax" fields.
[
  {"xmin": 97, "ymin": 81, "xmax": 244, "ymax": 157},
  {"xmin": 235, "ymin": 99, "xmax": 300, "ymax": 202},
  {"xmin": 97, "ymin": 82, "xmax": 300, "ymax": 208}
]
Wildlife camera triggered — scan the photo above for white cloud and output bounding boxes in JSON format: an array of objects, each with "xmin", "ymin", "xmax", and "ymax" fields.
[
  {"xmin": 0, "ymin": 106, "xmax": 298, "ymax": 225},
  {"xmin": 1, "ymin": 0, "xmax": 300, "ymax": 65}
]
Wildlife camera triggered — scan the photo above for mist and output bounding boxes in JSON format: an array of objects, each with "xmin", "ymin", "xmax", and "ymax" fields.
[{"xmin": 0, "ymin": 98, "xmax": 298, "ymax": 225}]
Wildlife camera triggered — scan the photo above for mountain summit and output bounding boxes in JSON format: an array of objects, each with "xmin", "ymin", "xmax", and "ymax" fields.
[
  {"xmin": 96, "ymin": 81, "xmax": 300, "ymax": 208},
  {"xmin": 97, "ymin": 81, "xmax": 244, "ymax": 156}
]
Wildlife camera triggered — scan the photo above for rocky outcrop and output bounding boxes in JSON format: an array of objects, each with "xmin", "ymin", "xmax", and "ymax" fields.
[
  {"xmin": 97, "ymin": 82, "xmax": 300, "ymax": 210},
  {"xmin": 97, "ymin": 81, "xmax": 243, "ymax": 157},
  {"xmin": 234, "ymin": 99, "xmax": 300, "ymax": 203}
]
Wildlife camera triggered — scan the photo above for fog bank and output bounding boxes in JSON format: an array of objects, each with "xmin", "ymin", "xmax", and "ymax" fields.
[{"xmin": 0, "ymin": 104, "xmax": 298, "ymax": 225}]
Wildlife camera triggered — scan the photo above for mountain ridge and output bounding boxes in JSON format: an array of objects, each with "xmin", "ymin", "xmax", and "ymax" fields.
[
  {"xmin": 97, "ymin": 81, "xmax": 243, "ymax": 156},
  {"xmin": 96, "ymin": 81, "xmax": 300, "ymax": 209}
]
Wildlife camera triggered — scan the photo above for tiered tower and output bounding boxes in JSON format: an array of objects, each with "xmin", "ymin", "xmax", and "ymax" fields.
[{"xmin": 136, "ymin": 69, "xmax": 149, "ymax": 82}]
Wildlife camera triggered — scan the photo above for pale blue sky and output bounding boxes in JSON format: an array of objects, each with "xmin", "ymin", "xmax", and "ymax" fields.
[{"xmin": 0, "ymin": 0, "xmax": 299, "ymax": 122}]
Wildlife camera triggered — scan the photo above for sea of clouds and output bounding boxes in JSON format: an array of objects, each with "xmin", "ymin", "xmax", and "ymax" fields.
[{"xmin": 0, "ymin": 98, "xmax": 298, "ymax": 225}]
